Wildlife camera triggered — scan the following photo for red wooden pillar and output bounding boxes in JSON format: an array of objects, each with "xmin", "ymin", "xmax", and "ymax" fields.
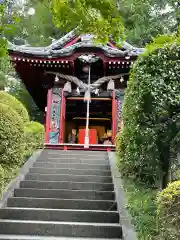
[
  {"xmin": 112, "ymin": 91, "xmax": 117, "ymax": 144},
  {"xmin": 59, "ymin": 90, "xmax": 65, "ymax": 143},
  {"xmin": 63, "ymin": 95, "xmax": 66, "ymax": 143},
  {"xmin": 45, "ymin": 88, "xmax": 52, "ymax": 143}
]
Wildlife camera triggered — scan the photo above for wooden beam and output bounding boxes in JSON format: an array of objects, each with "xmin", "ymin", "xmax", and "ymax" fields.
[
  {"xmin": 67, "ymin": 97, "xmax": 111, "ymax": 101},
  {"xmin": 73, "ymin": 117, "xmax": 111, "ymax": 121}
]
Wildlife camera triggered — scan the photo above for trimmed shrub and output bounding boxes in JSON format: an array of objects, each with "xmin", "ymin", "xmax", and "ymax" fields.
[
  {"xmin": 0, "ymin": 164, "xmax": 4, "ymax": 197},
  {"xmin": 0, "ymin": 91, "xmax": 29, "ymax": 122},
  {"xmin": 157, "ymin": 181, "xmax": 180, "ymax": 239},
  {"xmin": 8, "ymin": 81, "xmax": 44, "ymax": 123},
  {"xmin": 0, "ymin": 103, "xmax": 25, "ymax": 167},
  {"xmin": 170, "ymin": 132, "xmax": 180, "ymax": 181},
  {"xmin": 116, "ymin": 35, "xmax": 180, "ymax": 186},
  {"xmin": 24, "ymin": 121, "xmax": 44, "ymax": 156},
  {"xmin": 0, "ymin": 165, "xmax": 20, "ymax": 198}
]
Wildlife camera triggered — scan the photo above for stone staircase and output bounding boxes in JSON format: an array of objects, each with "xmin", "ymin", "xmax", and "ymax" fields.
[{"xmin": 0, "ymin": 150, "xmax": 122, "ymax": 239}]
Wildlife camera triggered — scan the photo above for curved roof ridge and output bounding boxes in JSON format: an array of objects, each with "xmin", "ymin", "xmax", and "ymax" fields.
[{"xmin": 7, "ymin": 30, "xmax": 144, "ymax": 57}]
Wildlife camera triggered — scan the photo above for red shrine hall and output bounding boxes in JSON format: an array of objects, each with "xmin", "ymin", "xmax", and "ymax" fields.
[{"xmin": 8, "ymin": 31, "xmax": 143, "ymax": 150}]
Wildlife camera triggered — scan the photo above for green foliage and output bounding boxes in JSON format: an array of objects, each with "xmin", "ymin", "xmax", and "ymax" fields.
[
  {"xmin": 24, "ymin": 121, "xmax": 44, "ymax": 157},
  {"xmin": 5, "ymin": 0, "xmax": 178, "ymax": 48},
  {"xmin": 0, "ymin": 103, "xmax": 25, "ymax": 168},
  {"xmin": 119, "ymin": 0, "xmax": 179, "ymax": 46},
  {"xmin": 0, "ymin": 91, "xmax": 29, "ymax": 122},
  {"xmin": 142, "ymin": 33, "xmax": 180, "ymax": 56},
  {"xmin": 0, "ymin": 72, "xmax": 6, "ymax": 90},
  {"xmin": 123, "ymin": 178, "xmax": 158, "ymax": 239},
  {"xmin": 0, "ymin": 165, "xmax": 19, "ymax": 198},
  {"xmin": 0, "ymin": 164, "xmax": 4, "ymax": 197},
  {"xmin": 0, "ymin": 3, "xmax": 10, "ymax": 89},
  {"xmin": 157, "ymin": 181, "xmax": 180, "ymax": 239},
  {"xmin": 0, "ymin": 2, "xmax": 8, "ymax": 57},
  {"xmin": 0, "ymin": 1, "xmax": 18, "ymax": 88},
  {"xmin": 117, "ymin": 34, "xmax": 180, "ymax": 186},
  {"xmin": 170, "ymin": 130, "xmax": 180, "ymax": 181},
  {"xmin": 7, "ymin": 81, "xmax": 44, "ymax": 122},
  {"xmin": 0, "ymin": 90, "xmax": 43, "ymax": 198},
  {"xmin": 9, "ymin": 0, "xmax": 64, "ymax": 46},
  {"xmin": 51, "ymin": 0, "xmax": 125, "ymax": 45}
]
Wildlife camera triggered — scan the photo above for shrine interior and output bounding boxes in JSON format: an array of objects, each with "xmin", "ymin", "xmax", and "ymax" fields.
[{"xmin": 65, "ymin": 99, "xmax": 112, "ymax": 144}]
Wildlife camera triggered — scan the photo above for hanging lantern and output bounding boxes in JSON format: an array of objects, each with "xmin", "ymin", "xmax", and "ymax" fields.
[
  {"xmin": 55, "ymin": 75, "xmax": 59, "ymax": 82},
  {"xmin": 94, "ymin": 88, "xmax": 99, "ymax": 95},
  {"xmin": 82, "ymin": 65, "xmax": 89, "ymax": 73},
  {"xmin": 120, "ymin": 76, "xmax": 124, "ymax": 83},
  {"xmin": 107, "ymin": 79, "xmax": 115, "ymax": 91},
  {"xmin": 76, "ymin": 87, "xmax": 80, "ymax": 94},
  {"xmin": 84, "ymin": 90, "xmax": 91, "ymax": 101},
  {"xmin": 63, "ymin": 81, "xmax": 72, "ymax": 93}
]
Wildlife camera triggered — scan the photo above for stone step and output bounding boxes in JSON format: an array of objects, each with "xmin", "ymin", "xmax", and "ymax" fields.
[
  {"xmin": 40, "ymin": 152, "xmax": 108, "ymax": 159},
  {"xmin": 33, "ymin": 162, "xmax": 110, "ymax": 170},
  {"xmin": 0, "ymin": 235, "xmax": 121, "ymax": 240},
  {"xmin": 39, "ymin": 155, "xmax": 108, "ymax": 159},
  {"xmin": 7, "ymin": 197, "xmax": 117, "ymax": 211},
  {"xmin": 29, "ymin": 168, "xmax": 111, "ymax": 176},
  {"xmin": 36, "ymin": 158, "xmax": 109, "ymax": 165},
  {"xmin": 20, "ymin": 181, "xmax": 114, "ymax": 191},
  {"xmin": 0, "ymin": 208, "xmax": 119, "ymax": 223},
  {"xmin": 14, "ymin": 188, "xmax": 115, "ymax": 201},
  {"xmin": 42, "ymin": 150, "xmax": 108, "ymax": 157},
  {"xmin": 25, "ymin": 173, "xmax": 112, "ymax": 183},
  {"xmin": 0, "ymin": 220, "xmax": 122, "ymax": 238}
]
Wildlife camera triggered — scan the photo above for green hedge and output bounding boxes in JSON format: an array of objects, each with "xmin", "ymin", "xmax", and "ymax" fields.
[
  {"xmin": 0, "ymin": 103, "xmax": 25, "ymax": 167},
  {"xmin": 0, "ymin": 91, "xmax": 29, "ymax": 122},
  {"xmin": 116, "ymin": 35, "xmax": 180, "ymax": 186},
  {"xmin": 170, "ymin": 132, "xmax": 180, "ymax": 181},
  {"xmin": 157, "ymin": 181, "xmax": 180, "ymax": 239},
  {"xmin": 0, "ymin": 93, "xmax": 44, "ymax": 198},
  {"xmin": 0, "ymin": 165, "xmax": 4, "ymax": 196},
  {"xmin": 24, "ymin": 121, "xmax": 44, "ymax": 157}
]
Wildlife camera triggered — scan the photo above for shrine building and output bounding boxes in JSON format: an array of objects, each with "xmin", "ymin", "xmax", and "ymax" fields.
[{"xmin": 8, "ymin": 31, "xmax": 143, "ymax": 151}]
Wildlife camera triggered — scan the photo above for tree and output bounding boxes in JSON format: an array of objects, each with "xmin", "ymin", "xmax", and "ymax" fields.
[
  {"xmin": 0, "ymin": 1, "xmax": 17, "ymax": 89},
  {"xmin": 118, "ymin": 0, "xmax": 180, "ymax": 46},
  {"xmin": 7, "ymin": 79, "xmax": 44, "ymax": 123},
  {"xmin": 0, "ymin": 2, "xmax": 10, "ymax": 89},
  {"xmin": 7, "ymin": 0, "xmax": 65, "ymax": 46},
  {"xmin": 6, "ymin": 0, "xmax": 179, "ymax": 47},
  {"xmin": 50, "ymin": 0, "xmax": 179, "ymax": 47},
  {"xmin": 51, "ymin": 0, "xmax": 125, "ymax": 45}
]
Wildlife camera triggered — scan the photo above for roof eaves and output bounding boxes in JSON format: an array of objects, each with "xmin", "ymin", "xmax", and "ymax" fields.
[{"xmin": 7, "ymin": 32, "xmax": 144, "ymax": 57}]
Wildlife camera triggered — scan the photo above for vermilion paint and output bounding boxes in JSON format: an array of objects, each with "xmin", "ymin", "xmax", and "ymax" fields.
[
  {"xmin": 112, "ymin": 91, "xmax": 117, "ymax": 144},
  {"xmin": 45, "ymin": 88, "xmax": 52, "ymax": 143}
]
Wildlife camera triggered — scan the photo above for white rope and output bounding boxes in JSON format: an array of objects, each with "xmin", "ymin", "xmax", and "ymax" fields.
[{"xmin": 46, "ymin": 71, "xmax": 128, "ymax": 91}]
